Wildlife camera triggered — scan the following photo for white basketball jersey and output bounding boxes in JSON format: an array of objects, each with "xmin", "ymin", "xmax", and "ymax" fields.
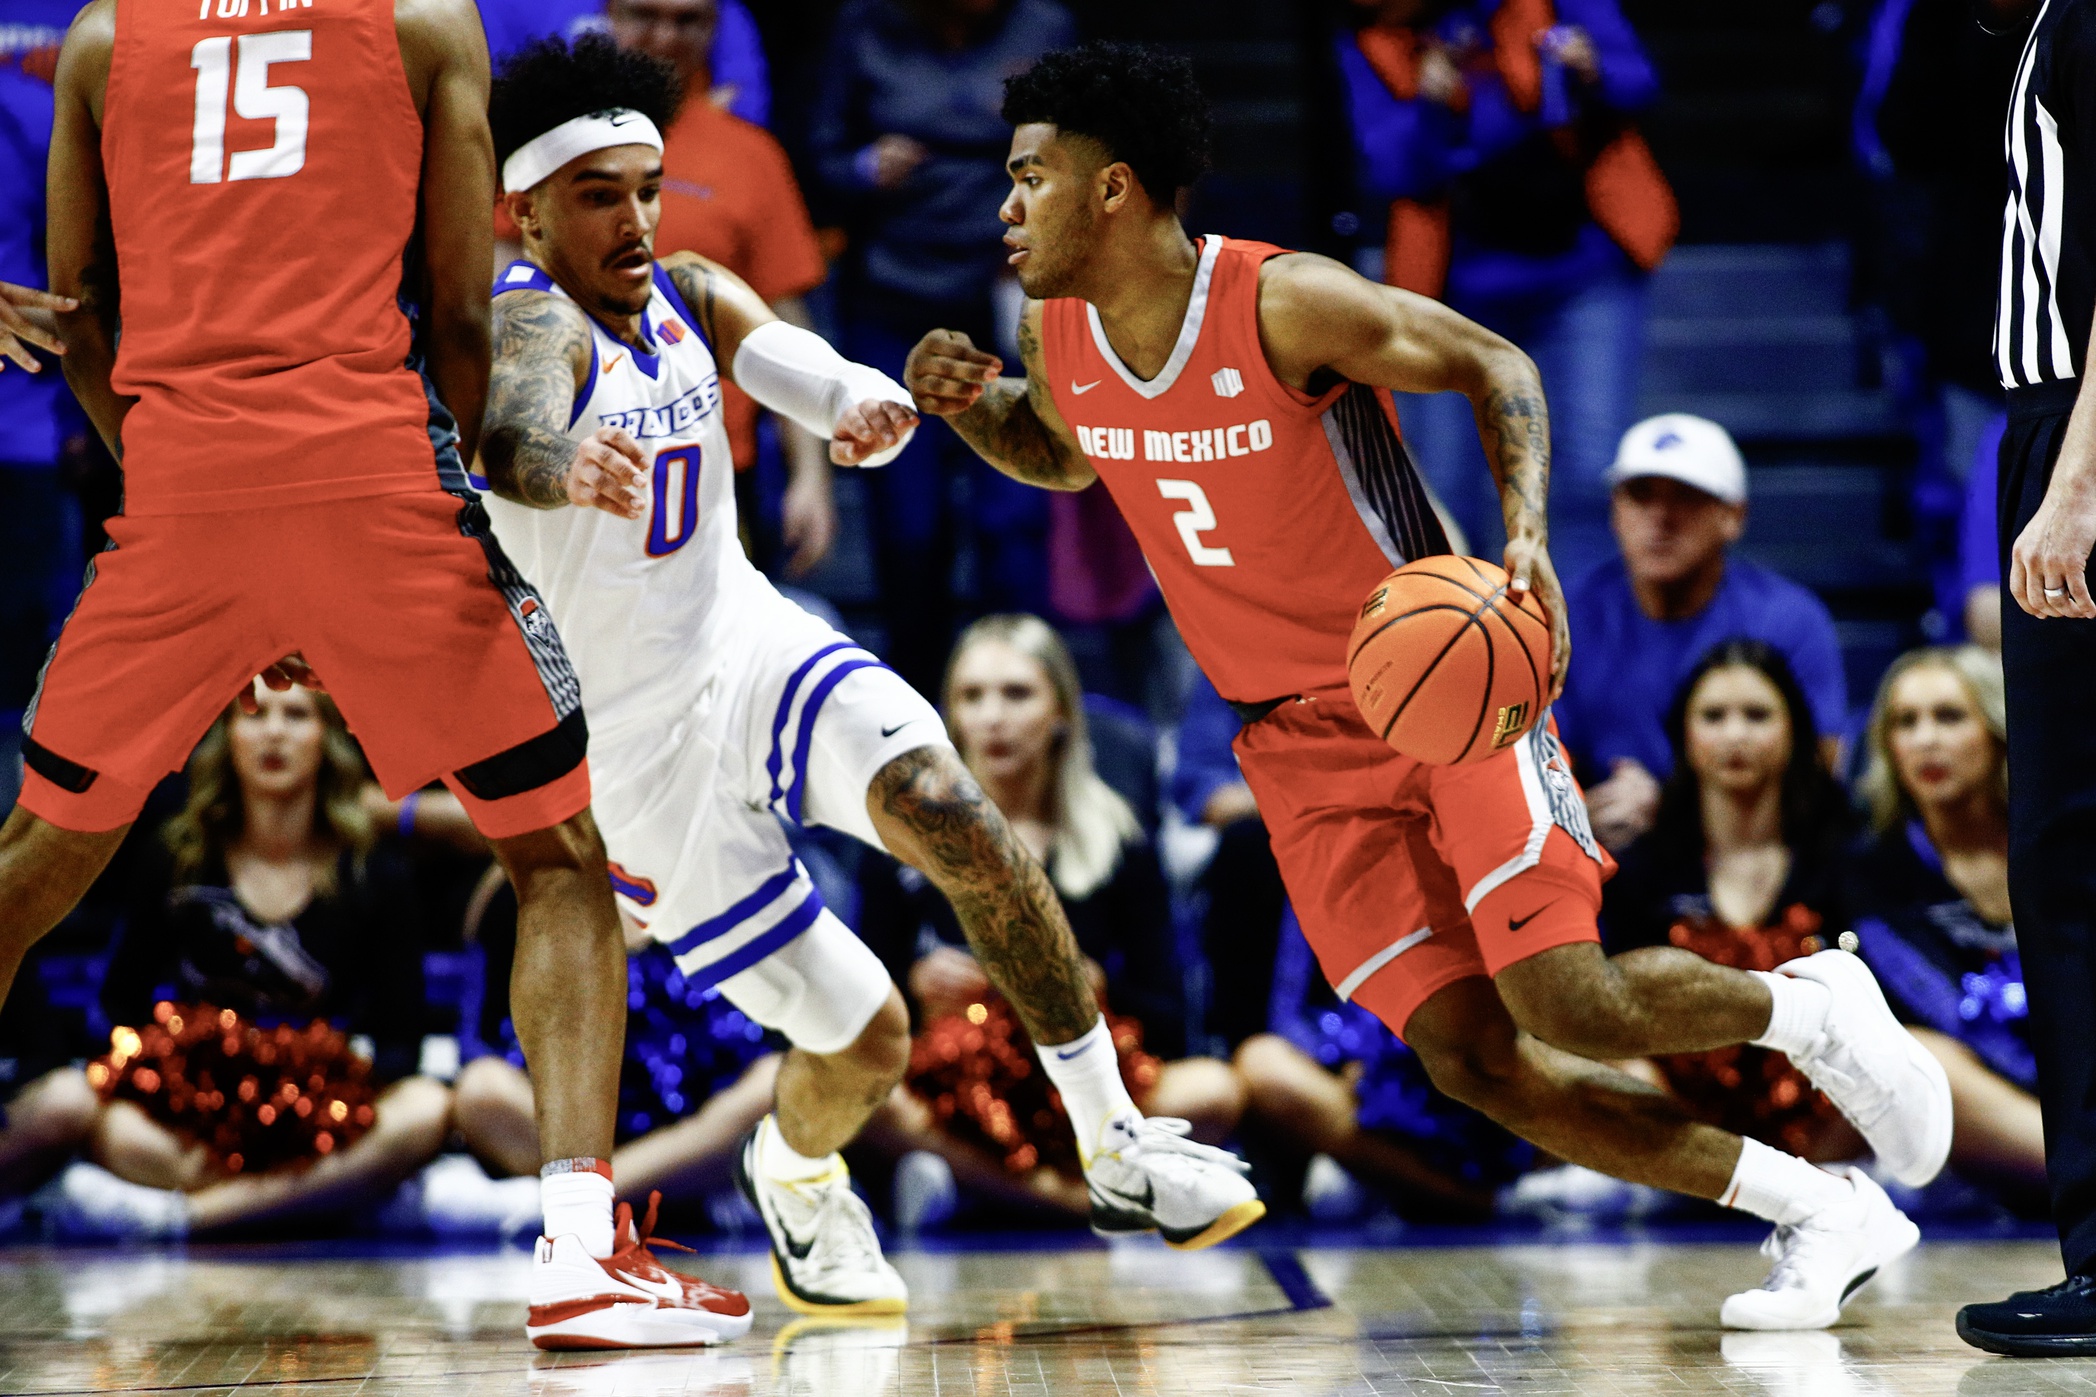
[{"xmin": 479, "ymin": 259, "xmax": 766, "ymax": 735}]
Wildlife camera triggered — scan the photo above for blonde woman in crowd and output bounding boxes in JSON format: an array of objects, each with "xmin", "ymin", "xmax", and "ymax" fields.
[
  {"xmin": 860, "ymin": 615, "xmax": 1244, "ymax": 1221},
  {"xmin": 1849, "ymin": 646, "xmax": 2041, "ymax": 1200}
]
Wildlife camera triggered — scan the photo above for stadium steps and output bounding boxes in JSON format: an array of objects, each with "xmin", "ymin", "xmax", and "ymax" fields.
[{"xmin": 1641, "ymin": 242, "xmax": 1931, "ymax": 704}]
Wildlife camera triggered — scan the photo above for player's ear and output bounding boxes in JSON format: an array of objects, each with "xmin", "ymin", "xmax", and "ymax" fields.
[
  {"xmin": 1099, "ymin": 161, "xmax": 1135, "ymax": 215},
  {"xmin": 503, "ymin": 188, "xmax": 540, "ymax": 241}
]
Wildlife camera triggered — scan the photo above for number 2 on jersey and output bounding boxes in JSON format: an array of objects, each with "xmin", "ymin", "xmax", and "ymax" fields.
[
  {"xmin": 190, "ymin": 30, "xmax": 312, "ymax": 185},
  {"xmin": 1157, "ymin": 479, "xmax": 1234, "ymax": 567},
  {"xmin": 648, "ymin": 446, "xmax": 702, "ymax": 557}
]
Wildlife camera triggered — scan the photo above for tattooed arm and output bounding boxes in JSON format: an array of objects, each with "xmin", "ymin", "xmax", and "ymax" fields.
[
  {"xmin": 866, "ymin": 746, "xmax": 1100, "ymax": 1046},
  {"xmin": 903, "ymin": 301, "xmax": 1096, "ymax": 491},
  {"xmin": 46, "ymin": 0, "xmax": 132, "ymax": 457},
  {"xmin": 1257, "ymin": 252, "xmax": 1569, "ymax": 696},
  {"xmin": 479, "ymin": 289, "xmax": 649, "ymax": 518}
]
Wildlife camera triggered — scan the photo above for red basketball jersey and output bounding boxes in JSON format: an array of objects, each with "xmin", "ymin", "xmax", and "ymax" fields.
[
  {"xmin": 103, "ymin": 0, "xmax": 435, "ymax": 516},
  {"xmin": 1039, "ymin": 236, "xmax": 1450, "ymax": 704}
]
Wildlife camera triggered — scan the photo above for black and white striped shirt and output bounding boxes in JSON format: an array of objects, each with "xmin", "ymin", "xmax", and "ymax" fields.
[{"xmin": 1998, "ymin": 0, "xmax": 2096, "ymax": 388}]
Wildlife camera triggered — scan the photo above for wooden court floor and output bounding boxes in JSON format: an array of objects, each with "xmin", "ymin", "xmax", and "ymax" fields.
[{"xmin": 2, "ymin": 1235, "xmax": 2094, "ymax": 1395}]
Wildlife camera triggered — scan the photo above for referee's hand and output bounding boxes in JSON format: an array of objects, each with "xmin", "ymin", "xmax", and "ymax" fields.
[{"xmin": 2011, "ymin": 466, "xmax": 2096, "ymax": 619}]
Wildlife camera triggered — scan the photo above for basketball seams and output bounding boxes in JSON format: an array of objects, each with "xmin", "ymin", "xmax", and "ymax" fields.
[{"xmin": 1349, "ymin": 555, "xmax": 1553, "ymax": 765}]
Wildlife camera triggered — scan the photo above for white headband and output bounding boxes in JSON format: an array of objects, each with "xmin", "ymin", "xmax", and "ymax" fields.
[{"xmin": 502, "ymin": 108, "xmax": 664, "ymax": 194}]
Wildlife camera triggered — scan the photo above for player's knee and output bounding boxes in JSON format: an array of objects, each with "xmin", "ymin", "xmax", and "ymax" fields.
[
  {"xmin": 492, "ymin": 809, "xmax": 609, "ymax": 883},
  {"xmin": 872, "ymin": 745, "xmax": 1009, "ymax": 876},
  {"xmin": 1493, "ymin": 944, "xmax": 1642, "ymax": 1060},
  {"xmin": 453, "ymin": 1057, "xmax": 530, "ymax": 1131},
  {"xmin": 843, "ymin": 988, "xmax": 912, "ymax": 1090}
]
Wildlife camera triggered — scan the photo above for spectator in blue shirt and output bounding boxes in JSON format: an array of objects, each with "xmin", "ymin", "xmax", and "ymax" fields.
[
  {"xmin": 808, "ymin": 0, "xmax": 1075, "ymax": 696},
  {"xmin": 1558, "ymin": 414, "xmax": 1847, "ymax": 851}
]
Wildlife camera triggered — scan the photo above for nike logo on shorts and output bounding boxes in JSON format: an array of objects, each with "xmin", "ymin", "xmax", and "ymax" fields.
[
  {"xmin": 880, "ymin": 722, "xmax": 910, "ymax": 738},
  {"xmin": 1071, "ymin": 380, "xmax": 1101, "ymax": 395},
  {"xmin": 1507, "ymin": 903, "xmax": 1556, "ymax": 932}
]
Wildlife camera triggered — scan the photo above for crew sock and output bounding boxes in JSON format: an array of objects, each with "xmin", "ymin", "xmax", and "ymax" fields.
[
  {"xmin": 1718, "ymin": 1137, "xmax": 1856, "ymax": 1227},
  {"xmin": 759, "ymin": 1113, "xmax": 836, "ymax": 1182},
  {"xmin": 540, "ymin": 1158, "xmax": 616, "ymax": 1257},
  {"xmin": 1036, "ymin": 1015, "xmax": 1139, "ymax": 1166},
  {"xmin": 1748, "ymin": 970, "xmax": 1833, "ymax": 1057}
]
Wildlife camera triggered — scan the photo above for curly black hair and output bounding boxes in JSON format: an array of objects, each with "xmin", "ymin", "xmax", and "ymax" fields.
[
  {"xmin": 488, "ymin": 34, "xmax": 682, "ymax": 169},
  {"xmin": 1001, "ymin": 42, "xmax": 1211, "ymax": 201}
]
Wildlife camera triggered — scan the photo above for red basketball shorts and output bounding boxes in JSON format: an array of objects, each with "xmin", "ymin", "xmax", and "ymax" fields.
[
  {"xmin": 1233, "ymin": 694, "xmax": 1615, "ymax": 1041},
  {"xmin": 20, "ymin": 488, "xmax": 590, "ymax": 839}
]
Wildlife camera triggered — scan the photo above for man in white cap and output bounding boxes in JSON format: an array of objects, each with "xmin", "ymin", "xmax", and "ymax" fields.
[{"xmin": 1557, "ymin": 413, "xmax": 1847, "ymax": 849}]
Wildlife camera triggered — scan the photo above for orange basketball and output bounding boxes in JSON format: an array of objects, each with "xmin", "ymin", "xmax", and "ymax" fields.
[{"xmin": 1347, "ymin": 555, "xmax": 1553, "ymax": 765}]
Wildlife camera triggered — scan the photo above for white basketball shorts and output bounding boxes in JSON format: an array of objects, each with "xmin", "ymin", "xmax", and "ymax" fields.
[{"xmin": 585, "ymin": 587, "xmax": 948, "ymax": 1054}]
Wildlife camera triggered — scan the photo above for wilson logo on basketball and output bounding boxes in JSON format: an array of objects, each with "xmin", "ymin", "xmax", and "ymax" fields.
[{"xmin": 1491, "ymin": 702, "xmax": 1529, "ymax": 749}]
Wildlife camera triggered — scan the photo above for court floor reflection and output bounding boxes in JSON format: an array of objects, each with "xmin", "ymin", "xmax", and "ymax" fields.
[{"xmin": 2, "ymin": 1238, "xmax": 2094, "ymax": 1394}]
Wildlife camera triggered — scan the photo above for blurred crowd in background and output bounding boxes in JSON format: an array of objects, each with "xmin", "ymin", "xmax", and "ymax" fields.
[{"xmin": 0, "ymin": 0, "xmax": 2039, "ymax": 1240}]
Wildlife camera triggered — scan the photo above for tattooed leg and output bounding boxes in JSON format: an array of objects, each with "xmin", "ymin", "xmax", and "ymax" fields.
[{"xmin": 866, "ymin": 746, "xmax": 1097, "ymax": 1045}]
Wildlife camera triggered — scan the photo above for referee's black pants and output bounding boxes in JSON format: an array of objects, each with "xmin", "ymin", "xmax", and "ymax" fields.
[{"xmin": 2001, "ymin": 379, "xmax": 2096, "ymax": 1275}]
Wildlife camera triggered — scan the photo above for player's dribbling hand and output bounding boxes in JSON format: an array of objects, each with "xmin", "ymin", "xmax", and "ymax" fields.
[
  {"xmin": 566, "ymin": 425, "xmax": 650, "ymax": 520},
  {"xmin": 1503, "ymin": 534, "xmax": 1571, "ymax": 701},
  {"xmin": 0, "ymin": 281, "xmax": 77, "ymax": 373},
  {"xmin": 831, "ymin": 399, "xmax": 919, "ymax": 466},
  {"xmin": 905, "ymin": 330, "xmax": 1003, "ymax": 417},
  {"xmin": 242, "ymin": 653, "xmax": 326, "ymax": 713}
]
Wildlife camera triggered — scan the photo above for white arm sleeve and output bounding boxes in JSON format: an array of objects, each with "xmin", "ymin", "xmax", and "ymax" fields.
[{"xmin": 731, "ymin": 319, "xmax": 917, "ymax": 467}]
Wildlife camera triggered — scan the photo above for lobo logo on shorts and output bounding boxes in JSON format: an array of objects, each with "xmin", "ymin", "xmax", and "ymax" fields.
[
  {"xmin": 516, "ymin": 596, "xmax": 557, "ymax": 642},
  {"xmin": 1527, "ymin": 719, "xmax": 1602, "ymax": 864}
]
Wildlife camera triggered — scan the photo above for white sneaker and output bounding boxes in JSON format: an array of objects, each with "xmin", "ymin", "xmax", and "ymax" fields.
[
  {"xmin": 1085, "ymin": 1112, "xmax": 1265, "ymax": 1250},
  {"xmin": 735, "ymin": 1122, "xmax": 908, "ymax": 1315},
  {"xmin": 524, "ymin": 1194, "xmax": 752, "ymax": 1350},
  {"xmin": 1720, "ymin": 1167, "xmax": 1919, "ymax": 1330},
  {"xmin": 1777, "ymin": 950, "xmax": 1953, "ymax": 1187},
  {"xmin": 46, "ymin": 1162, "xmax": 189, "ymax": 1241},
  {"xmin": 892, "ymin": 1150, "xmax": 958, "ymax": 1234},
  {"xmin": 1301, "ymin": 1154, "xmax": 1368, "ymax": 1223},
  {"xmin": 418, "ymin": 1153, "xmax": 542, "ymax": 1239}
]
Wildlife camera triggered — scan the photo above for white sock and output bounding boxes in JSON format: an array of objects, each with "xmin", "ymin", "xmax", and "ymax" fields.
[
  {"xmin": 1748, "ymin": 970, "xmax": 1833, "ymax": 1057},
  {"xmin": 539, "ymin": 1159, "xmax": 616, "ymax": 1257},
  {"xmin": 1036, "ymin": 1016, "xmax": 1138, "ymax": 1166},
  {"xmin": 759, "ymin": 1113, "xmax": 835, "ymax": 1181},
  {"xmin": 1719, "ymin": 1137, "xmax": 1855, "ymax": 1226}
]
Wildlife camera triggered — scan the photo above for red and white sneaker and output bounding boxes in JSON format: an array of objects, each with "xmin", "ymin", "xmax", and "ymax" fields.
[{"xmin": 525, "ymin": 1193, "xmax": 753, "ymax": 1350}]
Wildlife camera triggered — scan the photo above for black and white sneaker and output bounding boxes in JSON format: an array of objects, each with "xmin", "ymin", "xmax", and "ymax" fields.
[
  {"xmin": 735, "ymin": 1117, "xmax": 908, "ymax": 1315},
  {"xmin": 1085, "ymin": 1112, "xmax": 1265, "ymax": 1250}
]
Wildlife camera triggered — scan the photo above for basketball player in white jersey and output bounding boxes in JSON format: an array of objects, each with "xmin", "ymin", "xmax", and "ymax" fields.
[{"xmin": 476, "ymin": 40, "xmax": 1262, "ymax": 1341}]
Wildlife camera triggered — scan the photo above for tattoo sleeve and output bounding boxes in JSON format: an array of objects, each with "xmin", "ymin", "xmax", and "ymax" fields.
[
  {"xmin": 1476, "ymin": 376, "xmax": 1551, "ymax": 539},
  {"xmin": 480, "ymin": 292, "xmax": 593, "ymax": 509},
  {"xmin": 664, "ymin": 260, "xmax": 720, "ymax": 347},
  {"xmin": 947, "ymin": 315, "xmax": 1095, "ymax": 491},
  {"xmin": 870, "ymin": 747, "xmax": 1099, "ymax": 1045}
]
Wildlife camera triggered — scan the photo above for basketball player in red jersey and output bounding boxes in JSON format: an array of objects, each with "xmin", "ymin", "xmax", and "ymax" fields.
[
  {"xmin": 13, "ymin": 0, "xmax": 746, "ymax": 1349},
  {"xmin": 907, "ymin": 43, "xmax": 1951, "ymax": 1330}
]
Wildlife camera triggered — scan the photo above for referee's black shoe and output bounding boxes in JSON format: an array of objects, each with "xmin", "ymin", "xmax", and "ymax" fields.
[{"xmin": 1958, "ymin": 1273, "xmax": 2096, "ymax": 1355}]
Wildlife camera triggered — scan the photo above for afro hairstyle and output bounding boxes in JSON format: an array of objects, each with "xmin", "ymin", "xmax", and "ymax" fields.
[
  {"xmin": 1000, "ymin": 42, "xmax": 1212, "ymax": 201},
  {"xmin": 488, "ymin": 34, "xmax": 682, "ymax": 169}
]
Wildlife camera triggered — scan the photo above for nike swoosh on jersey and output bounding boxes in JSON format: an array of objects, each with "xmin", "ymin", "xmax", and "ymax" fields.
[
  {"xmin": 613, "ymin": 1268, "xmax": 686, "ymax": 1303},
  {"xmin": 603, "ymin": 353, "xmax": 626, "ymax": 373},
  {"xmin": 1071, "ymin": 380, "xmax": 1101, "ymax": 395},
  {"xmin": 1507, "ymin": 903, "xmax": 1556, "ymax": 932}
]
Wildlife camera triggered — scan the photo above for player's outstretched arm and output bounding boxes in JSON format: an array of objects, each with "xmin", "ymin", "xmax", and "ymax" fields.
[
  {"xmin": 663, "ymin": 252, "xmax": 917, "ymax": 467},
  {"xmin": 45, "ymin": 0, "xmax": 130, "ymax": 458},
  {"xmin": 399, "ymin": 0, "xmax": 495, "ymax": 462},
  {"xmin": 1257, "ymin": 253, "xmax": 1569, "ymax": 696},
  {"xmin": 481, "ymin": 290, "xmax": 646, "ymax": 518},
  {"xmin": 904, "ymin": 303, "xmax": 1094, "ymax": 492}
]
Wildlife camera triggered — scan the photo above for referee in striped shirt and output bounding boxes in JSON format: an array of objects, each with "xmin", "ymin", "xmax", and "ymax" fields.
[{"xmin": 1961, "ymin": 0, "xmax": 2096, "ymax": 1356}]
